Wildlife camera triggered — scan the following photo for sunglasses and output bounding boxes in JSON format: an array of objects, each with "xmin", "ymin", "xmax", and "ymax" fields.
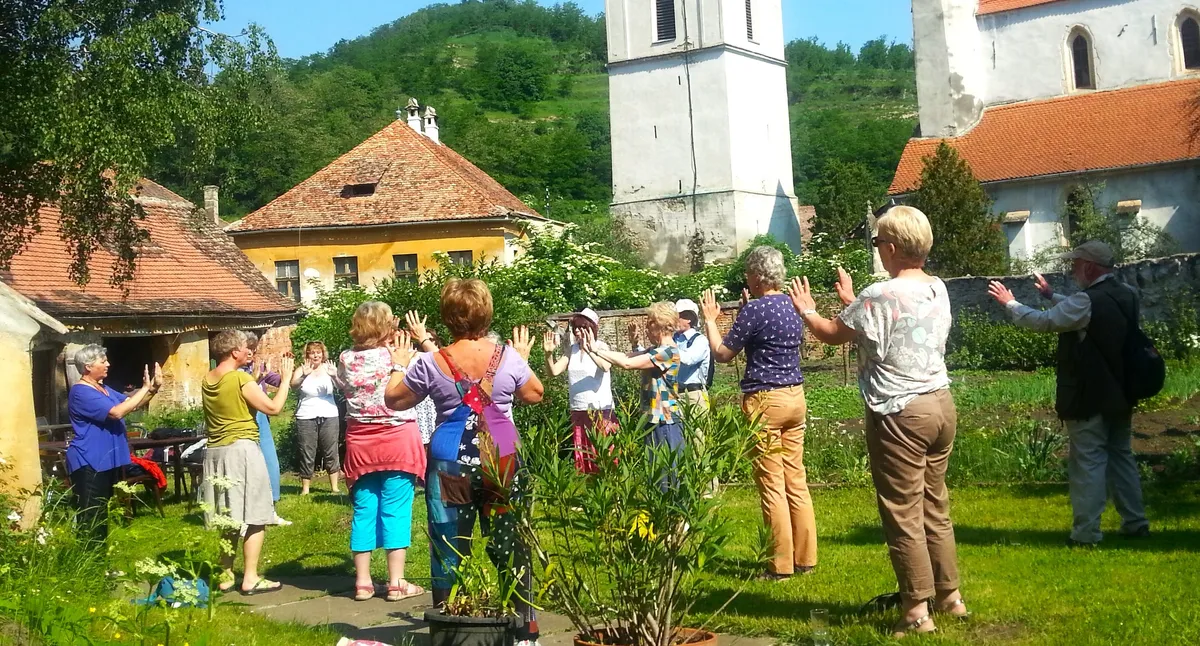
[{"xmin": 871, "ymin": 236, "xmax": 893, "ymax": 248}]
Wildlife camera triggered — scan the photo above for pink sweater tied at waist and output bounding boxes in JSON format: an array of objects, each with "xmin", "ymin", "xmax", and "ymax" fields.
[{"xmin": 342, "ymin": 419, "xmax": 426, "ymax": 488}]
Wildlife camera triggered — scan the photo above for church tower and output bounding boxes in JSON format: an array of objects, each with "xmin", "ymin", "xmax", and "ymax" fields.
[{"xmin": 606, "ymin": 0, "xmax": 802, "ymax": 272}]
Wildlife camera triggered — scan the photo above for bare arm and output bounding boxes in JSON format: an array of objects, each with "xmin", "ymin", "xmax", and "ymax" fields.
[
  {"xmin": 700, "ymin": 289, "xmax": 739, "ymax": 363},
  {"xmin": 542, "ymin": 330, "xmax": 569, "ymax": 376},
  {"xmin": 243, "ymin": 356, "xmax": 295, "ymax": 416},
  {"xmin": 516, "ymin": 371, "xmax": 545, "ymax": 404},
  {"xmin": 108, "ymin": 364, "xmax": 162, "ymax": 419},
  {"xmin": 789, "ymin": 276, "xmax": 857, "ymax": 346}
]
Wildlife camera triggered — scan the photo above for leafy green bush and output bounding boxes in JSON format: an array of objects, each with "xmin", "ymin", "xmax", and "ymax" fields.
[
  {"xmin": 1145, "ymin": 289, "xmax": 1200, "ymax": 361},
  {"xmin": 947, "ymin": 309, "xmax": 1057, "ymax": 370}
]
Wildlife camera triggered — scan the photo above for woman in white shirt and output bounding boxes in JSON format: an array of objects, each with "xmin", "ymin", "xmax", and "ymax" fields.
[
  {"xmin": 542, "ymin": 308, "xmax": 617, "ymax": 473},
  {"xmin": 292, "ymin": 341, "xmax": 342, "ymax": 495}
]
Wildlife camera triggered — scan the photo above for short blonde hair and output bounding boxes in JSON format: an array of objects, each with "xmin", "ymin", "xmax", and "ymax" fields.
[
  {"xmin": 441, "ymin": 279, "xmax": 493, "ymax": 340},
  {"xmin": 877, "ymin": 206, "xmax": 934, "ymax": 264},
  {"xmin": 744, "ymin": 246, "xmax": 787, "ymax": 290},
  {"xmin": 645, "ymin": 301, "xmax": 677, "ymax": 336},
  {"xmin": 212, "ymin": 330, "xmax": 247, "ymax": 361},
  {"xmin": 350, "ymin": 301, "xmax": 395, "ymax": 349},
  {"xmin": 303, "ymin": 341, "xmax": 328, "ymax": 363}
]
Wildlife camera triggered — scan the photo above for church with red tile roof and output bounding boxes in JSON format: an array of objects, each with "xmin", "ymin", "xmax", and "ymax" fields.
[{"xmin": 894, "ymin": 0, "xmax": 1200, "ymax": 266}]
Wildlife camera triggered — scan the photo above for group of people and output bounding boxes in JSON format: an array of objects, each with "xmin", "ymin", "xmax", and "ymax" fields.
[{"xmin": 62, "ymin": 204, "xmax": 1152, "ymax": 639}]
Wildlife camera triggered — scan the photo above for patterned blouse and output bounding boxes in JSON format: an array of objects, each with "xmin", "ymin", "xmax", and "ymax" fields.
[
  {"xmin": 338, "ymin": 346, "xmax": 417, "ymax": 424},
  {"xmin": 641, "ymin": 345, "xmax": 681, "ymax": 425},
  {"xmin": 838, "ymin": 277, "xmax": 953, "ymax": 416}
]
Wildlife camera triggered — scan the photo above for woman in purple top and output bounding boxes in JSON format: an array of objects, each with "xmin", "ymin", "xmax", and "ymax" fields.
[
  {"xmin": 700, "ymin": 245, "xmax": 817, "ymax": 579},
  {"xmin": 67, "ymin": 344, "xmax": 162, "ymax": 544}
]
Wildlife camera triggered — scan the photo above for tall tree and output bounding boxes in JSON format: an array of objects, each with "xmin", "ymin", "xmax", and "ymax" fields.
[
  {"xmin": 0, "ymin": 0, "xmax": 275, "ymax": 285},
  {"xmin": 912, "ymin": 143, "xmax": 1008, "ymax": 277},
  {"xmin": 811, "ymin": 160, "xmax": 885, "ymax": 240}
]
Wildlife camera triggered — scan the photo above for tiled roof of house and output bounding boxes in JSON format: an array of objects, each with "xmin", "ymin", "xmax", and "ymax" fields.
[
  {"xmin": 889, "ymin": 79, "xmax": 1200, "ymax": 195},
  {"xmin": 977, "ymin": 0, "xmax": 1068, "ymax": 15},
  {"xmin": 226, "ymin": 120, "xmax": 543, "ymax": 233},
  {"xmin": 1, "ymin": 180, "xmax": 299, "ymax": 319}
]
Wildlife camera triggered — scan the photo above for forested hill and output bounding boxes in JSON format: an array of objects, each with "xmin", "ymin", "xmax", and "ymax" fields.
[{"xmin": 153, "ymin": 0, "xmax": 916, "ymax": 243}]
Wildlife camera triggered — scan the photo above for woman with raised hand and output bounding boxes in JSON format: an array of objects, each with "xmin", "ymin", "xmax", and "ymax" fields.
[
  {"xmin": 202, "ymin": 330, "xmax": 296, "ymax": 596},
  {"xmin": 67, "ymin": 344, "xmax": 162, "ymax": 544},
  {"xmin": 242, "ymin": 331, "xmax": 284, "ymax": 518},
  {"xmin": 788, "ymin": 206, "xmax": 966, "ymax": 637},
  {"xmin": 543, "ymin": 308, "xmax": 617, "ymax": 473},
  {"xmin": 699, "ymin": 245, "xmax": 816, "ymax": 581},
  {"xmin": 338, "ymin": 301, "xmax": 427, "ymax": 603},
  {"xmin": 384, "ymin": 278, "xmax": 544, "ymax": 646},
  {"xmin": 292, "ymin": 341, "xmax": 341, "ymax": 496}
]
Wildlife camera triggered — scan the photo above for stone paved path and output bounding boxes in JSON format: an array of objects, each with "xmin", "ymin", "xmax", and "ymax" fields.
[{"xmin": 232, "ymin": 576, "xmax": 776, "ymax": 646}]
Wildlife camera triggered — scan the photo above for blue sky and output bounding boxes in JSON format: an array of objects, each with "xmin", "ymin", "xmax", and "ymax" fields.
[{"xmin": 215, "ymin": 1, "xmax": 913, "ymax": 61}]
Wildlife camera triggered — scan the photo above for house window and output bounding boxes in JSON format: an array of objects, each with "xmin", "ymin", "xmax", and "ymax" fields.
[
  {"xmin": 655, "ymin": 0, "xmax": 676, "ymax": 42},
  {"xmin": 342, "ymin": 183, "xmax": 377, "ymax": 198},
  {"xmin": 275, "ymin": 260, "xmax": 300, "ymax": 301},
  {"xmin": 1182, "ymin": 16, "xmax": 1200, "ymax": 70},
  {"xmin": 334, "ymin": 256, "xmax": 359, "ymax": 286},
  {"xmin": 448, "ymin": 250, "xmax": 474, "ymax": 266},
  {"xmin": 745, "ymin": 0, "xmax": 754, "ymax": 41},
  {"xmin": 1069, "ymin": 29, "xmax": 1095, "ymax": 90},
  {"xmin": 393, "ymin": 253, "xmax": 418, "ymax": 282}
]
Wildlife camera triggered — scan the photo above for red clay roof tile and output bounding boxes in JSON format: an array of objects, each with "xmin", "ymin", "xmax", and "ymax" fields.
[
  {"xmin": 1, "ymin": 180, "xmax": 299, "ymax": 318},
  {"xmin": 226, "ymin": 120, "xmax": 542, "ymax": 233},
  {"xmin": 889, "ymin": 79, "xmax": 1200, "ymax": 195},
  {"xmin": 977, "ymin": 0, "xmax": 1069, "ymax": 15}
]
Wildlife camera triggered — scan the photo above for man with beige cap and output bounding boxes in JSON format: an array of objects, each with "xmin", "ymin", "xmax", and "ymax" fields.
[
  {"xmin": 987, "ymin": 240, "xmax": 1150, "ymax": 546},
  {"xmin": 674, "ymin": 299, "xmax": 712, "ymax": 410}
]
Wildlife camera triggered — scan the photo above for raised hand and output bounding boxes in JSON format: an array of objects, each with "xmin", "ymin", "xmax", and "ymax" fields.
[
  {"xmin": 987, "ymin": 280, "xmax": 1016, "ymax": 307},
  {"xmin": 1033, "ymin": 272, "xmax": 1053, "ymax": 299},
  {"xmin": 388, "ymin": 330, "xmax": 415, "ymax": 367},
  {"xmin": 301, "ymin": 361, "xmax": 315, "ymax": 376},
  {"xmin": 788, "ymin": 276, "xmax": 817, "ymax": 315},
  {"xmin": 323, "ymin": 361, "xmax": 337, "ymax": 376},
  {"xmin": 151, "ymin": 362, "xmax": 163, "ymax": 389},
  {"xmin": 627, "ymin": 321, "xmax": 642, "ymax": 348},
  {"xmin": 580, "ymin": 327, "xmax": 597, "ymax": 353},
  {"xmin": 741, "ymin": 288, "xmax": 751, "ymax": 307},
  {"xmin": 278, "ymin": 354, "xmax": 296, "ymax": 381},
  {"xmin": 700, "ymin": 289, "xmax": 721, "ymax": 321},
  {"xmin": 510, "ymin": 326, "xmax": 534, "ymax": 361},
  {"xmin": 542, "ymin": 329, "xmax": 558, "ymax": 354},
  {"xmin": 143, "ymin": 364, "xmax": 152, "ymax": 390},
  {"xmin": 405, "ymin": 311, "xmax": 429, "ymax": 342},
  {"xmin": 835, "ymin": 267, "xmax": 855, "ymax": 306}
]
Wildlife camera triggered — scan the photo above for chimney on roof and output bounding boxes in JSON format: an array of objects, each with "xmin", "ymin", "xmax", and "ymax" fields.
[
  {"xmin": 203, "ymin": 185, "xmax": 219, "ymax": 224},
  {"xmin": 405, "ymin": 98, "xmax": 422, "ymax": 133},
  {"xmin": 423, "ymin": 106, "xmax": 439, "ymax": 145}
]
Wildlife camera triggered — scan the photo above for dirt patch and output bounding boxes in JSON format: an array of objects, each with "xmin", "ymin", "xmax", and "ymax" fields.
[{"xmin": 967, "ymin": 621, "xmax": 1027, "ymax": 643}]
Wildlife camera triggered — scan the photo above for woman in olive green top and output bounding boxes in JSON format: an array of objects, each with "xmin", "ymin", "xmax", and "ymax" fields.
[{"xmin": 202, "ymin": 330, "xmax": 296, "ymax": 595}]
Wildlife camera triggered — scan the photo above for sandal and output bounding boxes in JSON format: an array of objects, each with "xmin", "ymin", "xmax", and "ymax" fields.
[
  {"xmin": 216, "ymin": 569, "xmax": 236, "ymax": 593},
  {"xmin": 354, "ymin": 584, "xmax": 377, "ymax": 601},
  {"xmin": 240, "ymin": 578, "xmax": 283, "ymax": 596},
  {"xmin": 892, "ymin": 613, "xmax": 937, "ymax": 638},
  {"xmin": 386, "ymin": 580, "xmax": 425, "ymax": 602},
  {"xmin": 933, "ymin": 597, "xmax": 971, "ymax": 621},
  {"xmin": 860, "ymin": 592, "xmax": 902, "ymax": 615}
]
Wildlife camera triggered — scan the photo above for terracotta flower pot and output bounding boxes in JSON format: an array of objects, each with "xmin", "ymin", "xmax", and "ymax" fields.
[
  {"xmin": 424, "ymin": 609, "xmax": 522, "ymax": 646},
  {"xmin": 573, "ymin": 628, "xmax": 718, "ymax": 646}
]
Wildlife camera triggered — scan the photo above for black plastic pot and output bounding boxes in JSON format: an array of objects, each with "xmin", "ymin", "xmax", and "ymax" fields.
[{"xmin": 424, "ymin": 609, "xmax": 521, "ymax": 646}]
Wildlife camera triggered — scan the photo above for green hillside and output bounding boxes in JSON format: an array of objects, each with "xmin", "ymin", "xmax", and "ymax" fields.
[{"xmin": 151, "ymin": 0, "xmax": 916, "ymax": 252}]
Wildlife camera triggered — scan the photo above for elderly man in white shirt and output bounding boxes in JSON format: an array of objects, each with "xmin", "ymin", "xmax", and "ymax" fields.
[
  {"xmin": 987, "ymin": 240, "xmax": 1150, "ymax": 547},
  {"xmin": 674, "ymin": 299, "xmax": 712, "ymax": 410}
]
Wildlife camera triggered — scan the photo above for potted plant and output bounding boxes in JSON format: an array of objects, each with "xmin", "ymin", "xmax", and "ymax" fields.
[
  {"xmin": 424, "ymin": 539, "xmax": 526, "ymax": 646},
  {"xmin": 514, "ymin": 401, "xmax": 767, "ymax": 646}
]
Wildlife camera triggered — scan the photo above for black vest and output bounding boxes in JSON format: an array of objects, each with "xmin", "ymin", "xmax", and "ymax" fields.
[{"xmin": 1055, "ymin": 277, "xmax": 1137, "ymax": 420}]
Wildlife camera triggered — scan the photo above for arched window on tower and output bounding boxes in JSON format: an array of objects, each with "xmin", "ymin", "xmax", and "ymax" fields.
[
  {"xmin": 655, "ymin": 0, "xmax": 676, "ymax": 42},
  {"xmin": 1069, "ymin": 29, "xmax": 1095, "ymax": 90},
  {"xmin": 1181, "ymin": 16, "xmax": 1200, "ymax": 70}
]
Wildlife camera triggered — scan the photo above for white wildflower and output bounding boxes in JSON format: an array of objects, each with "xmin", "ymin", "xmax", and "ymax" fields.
[
  {"xmin": 113, "ymin": 481, "xmax": 137, "ymax": 494},
  {"xmin": 35, "ymin": 527, "xmax": 49, "ymax": 545},
  {"xmin": 134, "ymin": 558, "xmax": 175, "ymax": 579},
  {"xmin": 208, "ymin": 475, "xmax": 239, "ymax": 491},
  {"xmin": 6, "ymin": 511, "xmax": 20, "ymax": 523},
  {"xmin": 208, "ymin": 514, "xmax": 243, "ymax": 533}
]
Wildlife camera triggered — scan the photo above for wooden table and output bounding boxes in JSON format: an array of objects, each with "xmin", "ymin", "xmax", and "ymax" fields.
[{"xmin": 38, "ymin": 435, "xmax": 205, "ymax": 499}]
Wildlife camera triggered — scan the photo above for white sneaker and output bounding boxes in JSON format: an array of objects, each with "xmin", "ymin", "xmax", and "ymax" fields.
[{"xmin": 274, "ymin": 515, "xmax": 293, "ymax": 526}]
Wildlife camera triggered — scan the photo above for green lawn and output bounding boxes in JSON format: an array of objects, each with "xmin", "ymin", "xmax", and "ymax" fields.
[{"xmin": 103, "ymin": 478, "xmax": 1200, "ymax": 645}]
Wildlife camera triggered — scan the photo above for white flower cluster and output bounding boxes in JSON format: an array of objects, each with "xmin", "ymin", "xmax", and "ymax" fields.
[
  {"xmin": 208, "ymin": 514, "xmax": 243, "ymax": 533},
  {"xmin": 134, "ymin": 557, "xmax": 176, "ymax": 579},
  {"xmin": 113, "ymin": 481, "xmax": 138, "ymax": 494},
  {"xmin": 208, "ymin": 475, "xmax": 240, "ymax": 491}
]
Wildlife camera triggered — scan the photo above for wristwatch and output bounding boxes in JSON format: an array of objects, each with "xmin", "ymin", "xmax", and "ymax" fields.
[
  {"xmin": 800, "ymin": 309, "xmax": 818, "ymax": 318},
  {"xmin": 390, "ymin": 364, "xmax": 407, "ymax": 374}
]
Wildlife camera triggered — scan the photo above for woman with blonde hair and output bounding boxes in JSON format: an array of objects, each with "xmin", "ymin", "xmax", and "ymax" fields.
[
  {"xmin": 292, "ymin": 340, "xmax": 341, "ymax": 496},
  {"xmin": 202, "ymin": 330, "xmax": 296, "ymax": 595},
  {"xmin": 338, "ymin": 301, "xmax": 426, "ymax": 602},
  {"xmin": 789, "ymin": 206, "xmax": 967, "ymax": 637},
  {"xmin": 384, "ymin": 278, "xmax": 544, "ymax": 646},
  {"xmin": 699, "ymin": 245, "xmax": 817, "ymax": 581}
]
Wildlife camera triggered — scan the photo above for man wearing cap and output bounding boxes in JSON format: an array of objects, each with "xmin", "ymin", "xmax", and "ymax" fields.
[
  {"xmin": 674, "ymin": 299, "xmax": 712, "ymax": 411},
  {"xmin": 987, "ymin": 240, "xmax": 1150, "ymax": 546}
]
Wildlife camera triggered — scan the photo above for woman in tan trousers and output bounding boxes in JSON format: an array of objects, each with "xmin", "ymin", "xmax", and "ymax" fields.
[
  {"xmin": 700, "ymin": 246, "xmax": 817, "ymax": 579},
  {"xmin": 789, "ymin": 206, "xmax": 968, "ymax": 637}
]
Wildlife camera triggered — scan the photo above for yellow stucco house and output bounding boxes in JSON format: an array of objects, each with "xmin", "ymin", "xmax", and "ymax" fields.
[{"xmin": 225, "ymin": 102, "xmax": 557, "ymax": 304}]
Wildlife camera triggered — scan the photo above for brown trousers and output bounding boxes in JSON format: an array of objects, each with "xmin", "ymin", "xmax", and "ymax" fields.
[
  {"xmin": 864, "ymin": 389, "xmax": 960, "ymax": 602},
  {"xmin": 743, "ymin": 385, "xmax": 818, "ymax": 573}
]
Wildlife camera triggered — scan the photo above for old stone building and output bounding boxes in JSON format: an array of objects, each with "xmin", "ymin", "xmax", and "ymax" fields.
[
  {"xmin": 891, "ymin": 0, "xmax": 1200, "ymax": 267},
  {"xmin": 1, "ymin": 180, "xmax": 299, "ymax": 423}
]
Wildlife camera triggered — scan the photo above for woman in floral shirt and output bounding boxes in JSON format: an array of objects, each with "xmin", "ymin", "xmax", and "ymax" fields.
[{"xmin": 338, "ymin": 301, "xmax": 426, "ymax": 602}]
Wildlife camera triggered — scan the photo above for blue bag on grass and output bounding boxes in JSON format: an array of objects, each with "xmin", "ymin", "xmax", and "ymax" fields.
[{"xmin": 135, "ymin": 577, "xmax": 210, "ymax": 608}]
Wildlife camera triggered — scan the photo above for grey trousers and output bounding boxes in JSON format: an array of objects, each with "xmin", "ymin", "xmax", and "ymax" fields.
[
  {"xmin": 1065, "ymin": 413, "xmax": 1149, "ymax": 543},
  {"xmin": 295, "ymin": 416, "xmax": 341, "ymax": 480}
]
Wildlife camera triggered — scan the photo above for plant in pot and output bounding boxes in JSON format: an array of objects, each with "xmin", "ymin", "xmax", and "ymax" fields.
[
  {"xmin": 425, "ymin": 537, "xmax": 529, "ymax": 646},
  {"xmin": 515, "ymin": 400, "xmax": 768, "ymax": 646}
]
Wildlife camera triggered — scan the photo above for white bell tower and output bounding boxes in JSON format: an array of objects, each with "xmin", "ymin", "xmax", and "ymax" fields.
[{"xmin": 606, "ymin": 0, "xmax": 802, "ymax": 272}]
